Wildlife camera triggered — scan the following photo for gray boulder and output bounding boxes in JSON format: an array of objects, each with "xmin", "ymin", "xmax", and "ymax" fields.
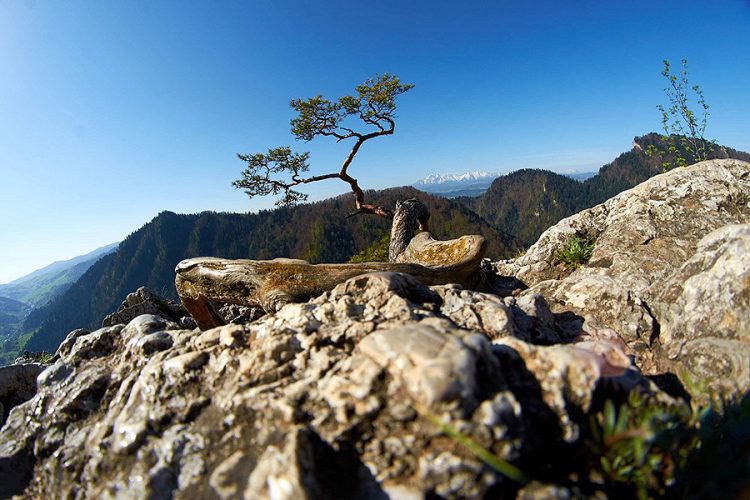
[
  {"xmin": 102, "ymin": 286, "xmax": 191, "ymax": 328},
  {"xmin": 0, "ymin": 363, "xmax": 45, "ymax": 426}
]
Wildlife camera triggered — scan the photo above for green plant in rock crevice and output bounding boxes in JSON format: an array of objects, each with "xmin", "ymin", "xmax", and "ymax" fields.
[
  {"xmin": 587, "ymin": 390, "xmax": 701, "ymax": 499},
  {"xmin": 415, "ymin": 403, "xmax": 528, "ymax": 485},
  {"xmin": 555, "ymin": 235, "xmax": 595, "ymax": 269},
  {"xmin": 411, "ymin": 382, "xmax": 749, "ymax": 497}
]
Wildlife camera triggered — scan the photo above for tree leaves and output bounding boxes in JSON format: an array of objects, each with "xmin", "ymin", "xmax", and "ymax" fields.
[{"xmin": 233, "ymin": 147, "xmax": 311, "ymax": 206}]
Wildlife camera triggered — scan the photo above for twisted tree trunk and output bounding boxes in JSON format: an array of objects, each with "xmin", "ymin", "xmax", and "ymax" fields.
[{"xmin": 388, "ymin": 199, "xmax": 430, "ymax": 261}]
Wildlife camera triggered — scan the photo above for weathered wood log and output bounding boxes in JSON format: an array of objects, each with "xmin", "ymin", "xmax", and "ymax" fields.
[{"xmin": 176, "ymin": 232, "xmax": 486, "ymax": 330}]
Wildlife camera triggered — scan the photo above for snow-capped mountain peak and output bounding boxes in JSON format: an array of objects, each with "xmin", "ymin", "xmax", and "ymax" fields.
[{"xmin": 414, "ymin": 171, "xmax": 498, "ymax": 186}]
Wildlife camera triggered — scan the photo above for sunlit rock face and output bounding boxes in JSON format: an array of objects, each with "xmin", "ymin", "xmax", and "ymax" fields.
[
  {"xmin": 494, "ymin": 159, "xmax": 750, "ymax": 401},
  {"xmin": 0, "ymin": 270, "xmax": 640, "ymax": 499},
  {"xmin": 0, "ymin": 159, "xmax": 748, "ymax": 498}
]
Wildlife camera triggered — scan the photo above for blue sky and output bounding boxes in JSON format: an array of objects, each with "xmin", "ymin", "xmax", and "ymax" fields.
[{"xmin": 1, "ymin": 0, "xmax": 749, "ymax": 283}]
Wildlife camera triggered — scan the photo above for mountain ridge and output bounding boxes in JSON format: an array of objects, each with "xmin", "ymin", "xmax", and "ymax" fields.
[
  {"xmin": 20, "ymin": 133, "xmax": 750, "ymax": 357},
  {"xmin": 459, "ymin": 133, "xmax": 750, "ymax": 248},
  {"xmin": 2, "ymin": 242, "xmax": 119, "ymax": 287}
]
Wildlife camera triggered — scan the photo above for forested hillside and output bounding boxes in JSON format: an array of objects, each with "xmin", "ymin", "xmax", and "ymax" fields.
[
  {"xmin": 0, "ymin": 243, "xmax": 119, "ymax": 364},
  {"xmin": 25, "ymin": 188, "xmax": 511, "ymax": 353},
  {"xmin": 461, "ymin": 134, "xmax": 750, "ymax": 248}
]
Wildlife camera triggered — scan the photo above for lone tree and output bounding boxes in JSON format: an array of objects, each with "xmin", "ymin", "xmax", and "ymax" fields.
[{"xmin": 234, "ymin": 74, "xmax": 427, "ymax": 261}]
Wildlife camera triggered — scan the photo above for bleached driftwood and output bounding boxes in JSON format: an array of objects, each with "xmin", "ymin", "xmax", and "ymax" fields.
[{"xmin": 176, "ymin": 232, "xmax": 486, "ymax": 330}]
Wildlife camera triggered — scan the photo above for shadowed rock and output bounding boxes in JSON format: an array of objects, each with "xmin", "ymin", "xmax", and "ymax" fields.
[{"xmin": 175, "ymin": 231, "xmax": 486, "ymax": 329}]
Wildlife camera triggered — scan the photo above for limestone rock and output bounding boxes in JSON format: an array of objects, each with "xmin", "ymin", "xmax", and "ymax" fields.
[
  {"xmin": 0, "ymin": 363, "xmax": 45, "ymax": 426},
  {"xmin": 358, "ymin": 323, "xmax": 483, "ymax": 409},
  {"xmin": 650, "ymin": 224, "xmax": 750, "ymax": 403},
  {"xmin": 495, "ymin": 159, "xmax": 750, "ymax": 290},
  {"xmin": 493, "ymin": 159, "xmax": 750, "ymax": 395},
  {"xmin": 5, "ymin": 160, "xmax": 747, "ymax": 497},
  {"xmin": 102, "ymin": 286, "xmax": 190, "ymax": 327},
  {"xmin": 0, "ymin": 272, "xmax": 645, "ymax": 499}
]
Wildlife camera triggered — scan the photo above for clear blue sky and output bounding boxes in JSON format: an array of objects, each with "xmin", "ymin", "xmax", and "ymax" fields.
[{"xmin": 1, "ymin": 0, "xmax": 749, "ymax": 283}]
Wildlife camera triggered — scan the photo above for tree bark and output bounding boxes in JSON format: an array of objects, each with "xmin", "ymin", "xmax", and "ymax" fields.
[{"xmin": 388, "ymin": 199, "xmax": 430, "ymax": 262}]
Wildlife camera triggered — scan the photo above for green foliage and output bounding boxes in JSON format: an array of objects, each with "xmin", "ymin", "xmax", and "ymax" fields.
[
  {"xmin": 587, "ymin": 391, "xmax": 700, "ymax": 499},
  {"xmin": 233, "ymin": 147, "xmax": 311, "ymax": 206},
  {"xmin": 290, "ymin": 74, "xmax": 413, "ymax": 141},
  {"xmin": 348, "ymin": 233, "xmax": 390, "ymax": 263},
  {"xmin": 646, "ymin": 59, "xmax": 715, "ymax": 171},
  {"xmin": 585, "ymin": 388, "xmax": 750, "ymax": 499},
  {"xmin": 235, "ymin": 74, "xmax": 413, "ymax": 207},
  {"xmin": 555, "ymin": 235, "xmax": 594, "ymax": 268},
  {"xmin": 681, "ymin": 391, "xmax": 750, "ymax": 497}
]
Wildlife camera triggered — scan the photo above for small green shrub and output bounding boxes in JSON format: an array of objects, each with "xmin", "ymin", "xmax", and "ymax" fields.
[
  {"xmin": 348, "ymin": 233, "xmax": 390, "ymax": 263},
  {"xmin": 555, "ymin": 236, "xmax": 594, "ymax": 268},
  {"xmin": 646, "ymin": 59, "xmax": 716, "ymax": 172},
  {"xmin": 587, "ymin": 391, "xmax": 701, "ymax": 499}
]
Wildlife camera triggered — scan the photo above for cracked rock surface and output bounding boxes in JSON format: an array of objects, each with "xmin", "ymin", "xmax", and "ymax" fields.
[
  {"xmin": 1, "ymin": 271, "xmax": 643, "ymax": 498},
  {"xmin": 1, "ymin": 159, "xmax": 748, "ymax": 498},
  {"xmin": 494, "ymin": 159, "xmax": 750, "ymax": 400}
]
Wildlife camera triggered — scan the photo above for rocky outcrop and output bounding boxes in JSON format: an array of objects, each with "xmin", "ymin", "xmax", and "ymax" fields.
[
  {"xmin": 494, "ymin": 159, "xmax": 750, "ymax": 402},
  {"xmin": 0, "ymin": 272, "xmax": 649, "ymax": 498},
  {"xmin": 102, "ymin": 286, "xmax": 194, "ymax": 328},
  {"xmin": 649, "ymin": 224, "xmax": 750, "ymax": 402},
  {"xmin": 2, "ymin": 159, "xmax": 748, "ymax": 498}
]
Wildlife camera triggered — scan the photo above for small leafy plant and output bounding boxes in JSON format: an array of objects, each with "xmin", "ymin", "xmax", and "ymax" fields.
[
  {"xmin": 555, "ymin": 235, "xmax": 594, "ymax": 268},
  {"xmin": 646, "ymin": 59, "xmax": 716, "ymax": 171},
  {"xmin": 587, "ymin": 391, "xmax": 701, "ymax": 499}
]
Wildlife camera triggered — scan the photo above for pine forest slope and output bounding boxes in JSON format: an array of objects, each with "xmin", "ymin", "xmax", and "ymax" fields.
[
  {"xmin": 0, "ymin": 243, "xmax": 119, "ymax": 364},
  {"xmin": 23, "ymin": 134, "xmax": 750, "ymax": 355},
  {"xmin": 25, "ymin": 188, "xmax": 512, "ymax": 353},
  {"xmin": 0, "ymin": 297, "xmax": 31, "ymax": 339},
  {"xmin": 460, "ymin": 134, "xmax": 750, "ymax": 248}
]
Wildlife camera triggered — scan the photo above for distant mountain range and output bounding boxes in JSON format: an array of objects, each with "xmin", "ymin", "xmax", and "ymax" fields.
[
  {"xmin": 0, "ymin": 242, "xmax": 119, "ymax": 306},
  {"xmin": 13, "ymin": 133, "xmax": 750, "ymax": 360},
  {"xmin": 413, "ymin": 170, "xmax": 596, "ymax": 198},
  {"xmin": 0, "ymin": 242, "xmax": 119, "ymax": 364}
]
